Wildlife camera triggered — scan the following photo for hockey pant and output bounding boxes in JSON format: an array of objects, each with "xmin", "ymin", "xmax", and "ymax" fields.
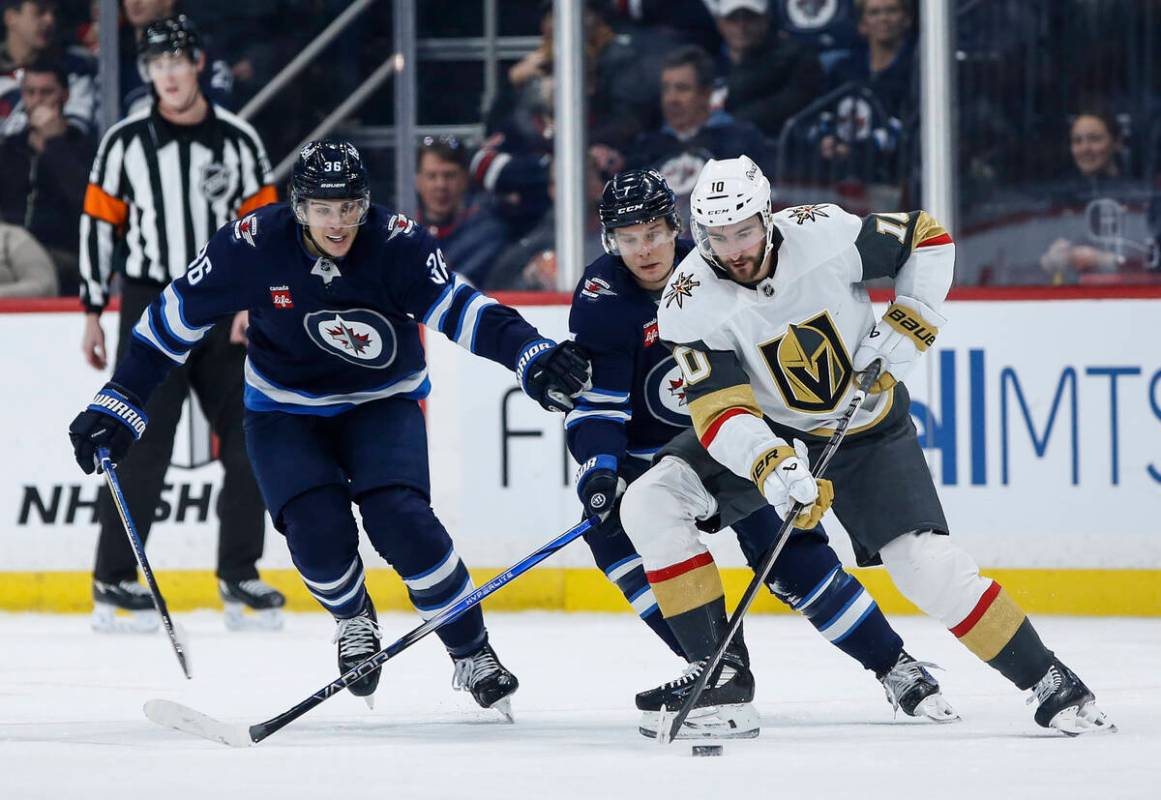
[
  {"xmin": 620, "ymin": 455, "xmax": 903, "ymax": 672},
  {"xmin": 278, "ymin": 483, "xmax": 487, "ymax": 658}
]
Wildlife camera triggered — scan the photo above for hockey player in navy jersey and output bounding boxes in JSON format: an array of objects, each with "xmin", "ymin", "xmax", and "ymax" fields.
[
  {"xmin": 68, "ymin": 140, "xmax": 591, "ymax": 718},
  {"xmin": 568, "ymin": 169, "xmax": 955, "ymax": 739}
]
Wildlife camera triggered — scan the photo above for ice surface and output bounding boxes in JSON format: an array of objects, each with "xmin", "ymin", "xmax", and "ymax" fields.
[{"xmin": 1, "ymin": 612, "xmax": 1157, "ymax": 799}]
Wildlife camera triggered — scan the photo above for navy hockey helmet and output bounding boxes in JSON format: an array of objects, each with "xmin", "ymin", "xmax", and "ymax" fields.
[
  {"xmin": 289, "ymin": 140, "xmax": 371, "ymax": 228},
  {"xmin": 598, "ymin": 169, "xmax": 680, "ymax": 255},
  {"xmin": 138, "ymin": 15, "xmax": 202, "ymax": 61}
]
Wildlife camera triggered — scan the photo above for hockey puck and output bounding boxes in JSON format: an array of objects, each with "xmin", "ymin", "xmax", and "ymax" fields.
[{"xmin": 691, "ymin": 745, "xmax": 723, "ymax": 757}]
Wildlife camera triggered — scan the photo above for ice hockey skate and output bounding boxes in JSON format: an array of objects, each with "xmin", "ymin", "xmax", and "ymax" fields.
[
  {"xmin": 635, "ymin": 648, "xmax": 759, "ymax": 740},
  {"xmin": 333, "ymin": 597, "xmax": 382, "ymax": 708},
  {"xmin": 1029, "ymin": 658, "xmax": 1116, "ymax": 736},
  {"xmin": 452, "ymin": 642, "xmax": 519, "ymax": 722},
  {"xmin": 219, "ymin": 578, "xmax": 286, "ymax": 631},
  {"xmin": 878, "ymin": 651, "xmax": 960, "ymax": 722},
  {"xmin": 91, "ymin": 579, "xmax": 160, "ymax": 633}
]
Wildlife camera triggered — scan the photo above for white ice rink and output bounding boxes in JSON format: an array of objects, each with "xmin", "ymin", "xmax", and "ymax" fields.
[{"xmin": 1, "ymin": 611, "xmax": 1157, "ymax": 800}]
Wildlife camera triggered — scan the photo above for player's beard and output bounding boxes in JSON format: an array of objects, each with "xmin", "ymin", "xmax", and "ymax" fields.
[{"xmin": 726, "ymin": 251, "xmax": 765, "ymax": 284}]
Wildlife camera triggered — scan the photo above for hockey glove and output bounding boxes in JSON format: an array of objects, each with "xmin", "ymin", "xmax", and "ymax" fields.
[
  {"xmin": 755, "ymin": 439, "xmax": 833, "ymax": 530},
  {"xmin": 516, "ymin": 338, "xmax": 592, "ymax": 413},
  {"xmin": 852, "ymin": 295, "xmax": 946, "ymax": 393},
  {"xmin": 68, "ymin": 382, "xmax": 149, "ymax": 475},
  {"xmin": 578, "ymin": 467, "xmax": 627, "ymax": 527}
]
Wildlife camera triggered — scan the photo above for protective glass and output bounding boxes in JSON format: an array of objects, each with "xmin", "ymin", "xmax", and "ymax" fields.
[
  {"xmin": 605, "ymin": 224, "xmax": 678, "ymax": 257},
  {"xmin": 691, "ymin": 216, "xmax": 765, "ymax": 261},
  {"xmin": 296, "ymin": 198, "xmax": 370, "ymax": 229},
  {"xmin": 144, "ymin": 54, "xmax": 196, "ymax": 79}
]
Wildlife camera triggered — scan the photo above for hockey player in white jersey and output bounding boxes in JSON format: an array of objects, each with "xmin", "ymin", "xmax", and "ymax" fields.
[{"xmin": 620, "ymin": 155, "xmax": 1114, "ymax": 736}]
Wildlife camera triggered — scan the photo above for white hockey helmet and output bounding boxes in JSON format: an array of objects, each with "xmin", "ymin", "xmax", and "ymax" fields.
[{"xmin": 689, "ymin": 156, "xmax": 776, "ymax": 278}]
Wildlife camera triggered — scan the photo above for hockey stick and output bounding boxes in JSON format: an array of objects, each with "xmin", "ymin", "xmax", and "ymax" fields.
[
  {"xmin": 143, "ymin": 517, "xmax": 594, "ymax": 747},
  {"xmin": 97, "ymin": 447, "xmax": 192, "ymax": 680},
  {"xmin": 661, "ymin": 365, "xmax": 881, "ymax": 743}
]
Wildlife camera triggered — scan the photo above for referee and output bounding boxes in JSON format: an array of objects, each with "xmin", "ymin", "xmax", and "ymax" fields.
[{"xmin": 78, "ymin": 15, "xmax": 285, "ymax": 632}]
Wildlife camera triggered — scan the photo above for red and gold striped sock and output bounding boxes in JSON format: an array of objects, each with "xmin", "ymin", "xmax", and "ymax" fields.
[
  {"xmin": 645, "ymin": 552, "xmax": 727, "ymax": 661},
  {"xmin": 949, "ymin": 580, "xmax": 1054, "ymax": 690}
]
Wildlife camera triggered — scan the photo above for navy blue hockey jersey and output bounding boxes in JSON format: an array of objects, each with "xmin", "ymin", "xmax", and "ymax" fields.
[
  {"xmin": 566, "ymin": 241, "xmax": 696, "ymax": 484},
  {"xmin": 112, "ymin": 203, "xmax": 545, "ymax": 415}
]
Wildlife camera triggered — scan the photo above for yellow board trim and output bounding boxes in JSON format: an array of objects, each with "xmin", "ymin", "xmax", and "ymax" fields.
[{"xmin": 0, "ymin": 567, "xmax": 1158, "ymax": 616}]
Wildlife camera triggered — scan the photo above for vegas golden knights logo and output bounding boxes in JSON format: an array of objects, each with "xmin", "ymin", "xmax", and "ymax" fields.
[{"xmin": 758, "ymin": 311, "xmax": 851, "ymax": 412}]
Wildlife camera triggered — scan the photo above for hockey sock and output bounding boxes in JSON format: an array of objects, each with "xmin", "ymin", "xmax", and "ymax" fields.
[
  {"xmin": 645, "ymin": 551, "xmax": 728, "ymax": 661},
  {"xmin": 359, "ymin": 486, "xmax": 487, "ymax": 658},
  {"xmin": 949, "ymin": 579, "xmax": 1054, "ymax": 690},
  {"xmin": 590, "ymin": 529, "xmax": 685, "ymax": 659},
  {"xmin": 280, "ymin": 485, "xmax": 368, "ymax": 618},
  {"xmin": 767, "ymin": 535, "xmax": 902, "ymax": 675}
]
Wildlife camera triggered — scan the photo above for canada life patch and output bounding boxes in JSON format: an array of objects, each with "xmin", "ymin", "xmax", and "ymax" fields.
[
  {"xmin": 269, "ymin": 285, "xmax": 293, "ymax": 309},
  {"xmin": 643, "ymin": 319, "xmax": 659, "ymax": 347},
  {"xmin": 303, "ymin": 308, "xmax": 398, "ymax": 369}
]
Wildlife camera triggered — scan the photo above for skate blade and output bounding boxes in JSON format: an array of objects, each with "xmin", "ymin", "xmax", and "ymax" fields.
[
  {"xmin": 639, "ymin": 704, "xmax": 760, "ymax": 740},
  {"xmin": 914, "ymin": 694, "xmax": 962, "ymax": 723},
  {"xmin": 223, "ymin": 604, "xmax": 285, "ymax": 632},
  {"xmin": 364, "ymin": 694, "xmax": 375, "ymax": 710},
  {"xmin": 490, "ymin": 696, "xmax": 515, "ymax": 723},
  {"xmin": 143, "ymin": 699, "xmax": 252, "ymax": 748},
  {"xmin": 1050, "ymin": 701, "xmax": 1117, "ymax": 737},
  {"xmin": 91, "ymin": 605, "xmax": 160, "ymax": 634}
]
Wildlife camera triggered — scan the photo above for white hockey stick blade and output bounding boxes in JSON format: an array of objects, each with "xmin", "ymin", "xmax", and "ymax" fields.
[{"xmin": 144, "ymin": 699, "xmax": 252, "ymax": 748}]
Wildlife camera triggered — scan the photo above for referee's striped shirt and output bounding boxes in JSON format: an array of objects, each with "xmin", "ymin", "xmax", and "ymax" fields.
[{"xmin": 79, "ymin": 103, "xmax": 277, "ymax": 312}]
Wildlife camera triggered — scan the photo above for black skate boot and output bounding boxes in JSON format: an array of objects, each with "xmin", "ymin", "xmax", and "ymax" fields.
[
  {"xmin": 877, "ymin": 651, "xmax": 960, "ymax": 722},
  {"xmin": 452, "ymin": 642, "xmax": 519, "ymax": 722},
  {"xmin": 333, "ymin": 596, "xmax": 382, "ymax": 708},
  {"xmin": 91, "ymin": 579, "xmax": 159, "ymax": 633},
  {"xmin": 635, "ymin": 644, "xmax": 759, "ymax": 740},
  {"xmin": 1029, "ymin": 658, "xmax": 1115, "ymax": 736},
  {"xmin": 219, "ymin": 578, "xmax": 286, "ymax": 631}
]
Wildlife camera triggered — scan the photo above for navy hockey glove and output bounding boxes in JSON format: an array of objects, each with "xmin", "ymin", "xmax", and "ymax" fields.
[
  {"xmin": 577, "ymin": 465, "xmax": 627, "ymax": 527},
  {"xmin": 68, "ymin": 383, "xmax": 149, "ymax": 475},
  {"xmin": 516, "ymin": 339, "xmax": 592, "ymax": 413}
]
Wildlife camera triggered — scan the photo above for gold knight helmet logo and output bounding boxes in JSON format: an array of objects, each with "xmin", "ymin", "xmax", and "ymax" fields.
[{"xmin": 759, "ymin": 311, "xmax": 852, "ymax": 412}]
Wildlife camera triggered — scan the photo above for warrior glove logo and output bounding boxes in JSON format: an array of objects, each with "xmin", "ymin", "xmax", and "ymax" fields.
[{"xmin": 759, "ymin": 311, "xmax": 852, "ymax": 412}]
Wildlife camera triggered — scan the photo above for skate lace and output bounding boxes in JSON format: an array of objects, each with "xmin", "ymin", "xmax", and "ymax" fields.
[
  {"xmin": 332, "ymin": 613, "xmax": 381, "ymax": 659},
  {"xmin": 118, "ymin": 580, "xmax": 153, "ymax": 598},
  {"xmin": 1027, "ymin": 665, "xmax": 1062, "ymax": 707},
  {"xmin": 236, "ymin": 579, "xmax": 277, "ymax": 597},
  {"xmin": 881, "ymin": 657, "xmax": 941, "ymax": 711},
  {"xmin": 660, "ymin": 659, "xmax": 737, "ymax": 691},
  {"xmin": 452, "ymin": 648, "xmax": 501, "ymax": 691}
]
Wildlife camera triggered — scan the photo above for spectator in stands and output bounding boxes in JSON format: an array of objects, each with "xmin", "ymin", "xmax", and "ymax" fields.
[
  {"xmin": 120, "ymin": 0, "xmax": 233, "ymax": 114},
  {"xmin": 773, "ymin": 0, "xmax": 859, "ymax": 74},
  {"xmin": 0, "ymin": 220, "xmax": 58, "ymax": 297},
  {"xmin": 628, "ymin": 45, "xmax": 769, "ymax": 201},
  {"xmin": 828, "ymin": 0, "xmax": 915, "ymax": 119},
  {"xmin": 488, "ymin": 153, "xmax": 605, "ymax": 292},
  {"xmin": 415, "ymin": 136, "xmax": 512, "ymax": 288},
  {"xmin": 584, "ymin": 0, "xmax": 661, "ymax": 153},
  {"xmin": 0, "ymin": 0, "xmax": 97, "ymax": 134},
  {"xmin": 1040, "ymin": 110, "xmax": 1158, "ymax": 282},
  {"xmin": 714, "ymin": 0, "xmax": 823, "ymax": 140},
  {"xmin": 0, "ymin": 58, "xmax": 93, "ymax": 295}
]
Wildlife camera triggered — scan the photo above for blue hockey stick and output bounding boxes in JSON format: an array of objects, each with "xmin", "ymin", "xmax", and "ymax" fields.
[
  {"xmin": 97, "ymin": 447, "xmax": 192, "ymax": 679},
  {"xmin": 144, "ymin": 516, "xmax": 594, "ymax": 746}
]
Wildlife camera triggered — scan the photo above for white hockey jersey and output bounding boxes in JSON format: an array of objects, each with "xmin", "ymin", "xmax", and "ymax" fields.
[{"xmin": 657, "ymin": 202, "xmax": 954, "ymax": 487}]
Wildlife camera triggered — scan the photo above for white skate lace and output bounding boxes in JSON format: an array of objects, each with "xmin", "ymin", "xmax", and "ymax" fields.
[
  {"xmin": 1027, "ymin": 665, "xmax": 1063, "ymax": 707},
  {"xmin": 332, "ymin": 613, "xmax": 381, "ymax": 659},
  {"xmin": 235, "ymin": 579, "xmax": 277, "ymax": 597},
  {"xmin": 661, "ymin": 659, "xmax": 737, "ymax": 691},
  {"xmin": 881, "ymin": 656, "xmax": 941, "ymax": 711},
  {"xmin": 452, "ymin": 648, "xmax": 501, "ymax": 691}
]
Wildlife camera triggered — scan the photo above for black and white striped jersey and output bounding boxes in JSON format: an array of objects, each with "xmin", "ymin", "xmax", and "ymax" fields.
[{"xmin": 79, "ymin": 103, "xmax": 276, "ymax": 313}]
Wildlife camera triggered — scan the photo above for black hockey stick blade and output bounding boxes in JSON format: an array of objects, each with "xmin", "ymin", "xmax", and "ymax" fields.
[{"xmin": 661, "ymin": 365, "xmax": 880, "ymax": 743}]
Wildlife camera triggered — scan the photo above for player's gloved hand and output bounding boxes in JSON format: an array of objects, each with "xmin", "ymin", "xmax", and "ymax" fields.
[
  {"xmin": 578, "ymin": 467, "xmax": 627, "ymax": 526},
  {"xmin": 68, "ymin": 382, "xmax": 149, "ymax": 475},
  {"xmin": 516, "ymin": 338, "xmax": 592, "ymax": 413},
  {"xmin": 851, "ymin": 295, "xmax": 946, "ymax": 393},
  {"xmin": 758, "ymin": 439, "xmax": 833, "ymax": 529}
]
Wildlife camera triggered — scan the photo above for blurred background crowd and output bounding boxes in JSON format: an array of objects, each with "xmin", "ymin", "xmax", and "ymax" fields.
[{"xmin": 0, "ymin": 0, "xmax": 1158, "ymax": 298}]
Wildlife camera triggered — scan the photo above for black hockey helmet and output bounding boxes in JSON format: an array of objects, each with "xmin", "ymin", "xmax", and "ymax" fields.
[
  {"xmin": 598, "ymin": 169, "xmax": 680, "ymax": 255},
  {"xmin": 289, "ymin": 139, "xmax": 371, "ymax": 227},
  {"xmin": 138, "ymin": 15, "xmax": 202, "ymax": 61}
]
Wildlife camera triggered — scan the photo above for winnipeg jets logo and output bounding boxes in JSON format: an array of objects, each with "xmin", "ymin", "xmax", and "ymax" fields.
[
  {"xmin": 303, "ymin": 308, "xmax": 397, "ymax": 369},
  {"xmin": 788, "ymin": 204, "xmax": 831, "ymax": 225},
  {"xmin": 234, "ymin": 214, "xmax": 259, "ymax": 247},
  {"xmin": 387, "ymin": 213, "xmax": 416, "ymax": 241},
  {"xmin": 311, "ymin": 257, "xmax": 342, "ymax": 285},
  {"xmin": 664, "ymin": 272, "xmax": 700, "ymax": 309},
  {"xmin": 581, "ymin": 276, "xmax": 617, "ymax": 300},
  {"xmin": 644, "ymin": 356, "xmax": 691, "ymax": 427}
]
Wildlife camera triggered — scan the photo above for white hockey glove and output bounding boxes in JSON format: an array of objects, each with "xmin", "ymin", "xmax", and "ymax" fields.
[
  {"xmin": 753, "ymin": 439, "xmax": 834, "ymax": 530},
  {"xmin": 851, "ymin": 295, "xmax": 947, "ymax": 393}
]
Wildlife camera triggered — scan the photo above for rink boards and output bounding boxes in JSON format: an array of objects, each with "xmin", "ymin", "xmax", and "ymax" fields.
[{"xmin": 0, "ymin": 290, "xmax": 1158, "ymax": 614}]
